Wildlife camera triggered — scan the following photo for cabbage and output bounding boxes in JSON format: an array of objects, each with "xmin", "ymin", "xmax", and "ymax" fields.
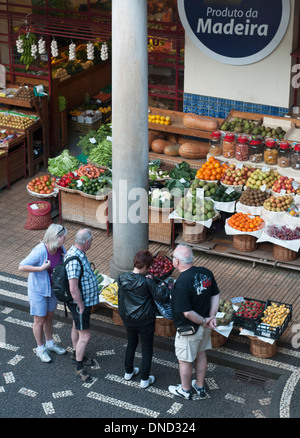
[{"xmin": 48, "ymin": 150, "xmax": 80, "ymax": 177}]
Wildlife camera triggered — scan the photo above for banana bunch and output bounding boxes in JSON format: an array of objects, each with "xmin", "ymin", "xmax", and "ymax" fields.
[
  {"xmin": 19, "ymin": 33, "xmax": 36, "ymax": 70},
  {"xmin": 101, "ymin": 282, "xmax": 118, "ymax": 306}
]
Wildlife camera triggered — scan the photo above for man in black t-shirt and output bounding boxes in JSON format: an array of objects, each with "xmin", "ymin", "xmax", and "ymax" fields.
[{"xmin": 169, "ymin": 244, "xmax": 220, "ymax": 400}]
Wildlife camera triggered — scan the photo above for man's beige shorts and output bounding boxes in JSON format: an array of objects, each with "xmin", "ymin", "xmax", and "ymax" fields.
[{"xmin": 175, "ymin": 326, "xmax": 212, "ymax": 362}]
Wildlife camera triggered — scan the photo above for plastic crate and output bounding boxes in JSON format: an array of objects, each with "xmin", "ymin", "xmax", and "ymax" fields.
[
  {"xmin": 233, "ymin": 298, "xmax": 266, "ymax": 332},
  {"xmin": 254, "ymin": 300, "xmax": 293, "ymax": 340}
]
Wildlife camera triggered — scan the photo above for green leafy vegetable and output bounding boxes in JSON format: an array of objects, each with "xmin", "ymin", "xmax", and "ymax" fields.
[{"xmin": 48, "ymin": 150, "xmax": 79, "ymax": 177}]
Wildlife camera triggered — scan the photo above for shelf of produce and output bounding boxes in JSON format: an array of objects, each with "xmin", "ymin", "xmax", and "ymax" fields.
[
  {"xmin": 149, "ymin": 151, "xmax": 205, "ymax": 170},
  {"xmin": 148, "ymin": 106, "xmax": 223, "ymax": 138},
  {"xmin": 175, "ymin": 233, "xmax": 300, "ymax": 271},
  {"xmin": 0, "ymin": 96, "xmax": 38, "ymax": 109}
]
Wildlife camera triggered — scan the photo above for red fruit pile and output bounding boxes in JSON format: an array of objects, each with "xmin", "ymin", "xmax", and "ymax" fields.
[
  {"xmin": 235, "ymin": 300, "xmax": 265, "ymax": 320},
  {"xmin": 148, "ymin": 256, "xmax": 173, "ymax": 278}
]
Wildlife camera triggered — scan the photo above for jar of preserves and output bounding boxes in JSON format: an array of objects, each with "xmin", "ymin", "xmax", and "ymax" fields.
[
  {"xmin": 235, "ymin": 135, "xmax": 249, "ymax": 161},
  {"xmin": 249, "ymin": 137, "xmax": 263, "ymax": 163},
  {"xmin": 264, "ymin": 138, "xmax": 278, "ymax": 165},
  {"xmin": 277, "ymin": 141, "xmax": 291, "ymax": 168},
  {"xmin": 291, "ymin": 144, "xmax": 300, "ymax": 170},
  {"xmin": 209, "ymin": 130, "xmax": 222, "ymax": 156},
  {"xmin": 222, "ymin": 132, "xmax": 236, "ymax": 158}
]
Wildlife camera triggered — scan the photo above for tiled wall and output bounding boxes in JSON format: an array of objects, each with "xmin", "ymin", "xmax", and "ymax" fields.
[{"xmin": 183, "ymin": 93, "xmax": 289, "ymax": 120}]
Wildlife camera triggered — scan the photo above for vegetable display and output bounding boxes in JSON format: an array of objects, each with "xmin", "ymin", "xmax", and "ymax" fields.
[
  {"xmin": 148, "ymin": 255, "xmax": 174, "ymax": 279},
  {"xmin": 77, "ymin": 123, "xmax": 112, "ymax": 157},
  {"xmin": 27, "ymin": 174, "xmax": 56, "ymax": 194}
]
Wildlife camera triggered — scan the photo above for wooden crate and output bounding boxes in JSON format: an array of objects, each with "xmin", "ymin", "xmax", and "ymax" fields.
[
  {"xmin": 67, "ymin": 119, "xmax": 101, "ymax": 135},
  {"xmin": 60, "ymin": 190, "xmax": 108, "ymax": 230},
  {"xmin": 149, "ymin": 206, "xmax": 173, "ymax": 245},
  {"xmin": 0, "ymin": 144, "xmax": 26, "ymax": 189}
]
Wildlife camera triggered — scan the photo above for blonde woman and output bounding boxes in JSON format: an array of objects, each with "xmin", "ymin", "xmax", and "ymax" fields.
[{"xmin": 19, "ymin": 224, "xmax": 68, "ymax": 363}]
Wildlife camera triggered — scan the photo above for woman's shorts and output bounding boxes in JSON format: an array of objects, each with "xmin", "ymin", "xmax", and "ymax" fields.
[
  {"xmin": 67, "ymin": 302, "xmax": 91, "ymax": 330},
  {"xmin": 29, "ymin": 291, "xmax": 57, "ymax": 317},
  {"xmin": 175, "ymin": 326, "xmax": 212, "ymax": 362}
]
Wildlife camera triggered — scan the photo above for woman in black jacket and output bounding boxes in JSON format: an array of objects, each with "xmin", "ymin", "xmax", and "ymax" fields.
[{"xmin": 118, "ymin": 250, "xmax": 170, "ymax": 389}]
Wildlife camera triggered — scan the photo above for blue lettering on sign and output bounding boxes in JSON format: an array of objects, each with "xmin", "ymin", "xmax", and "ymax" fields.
[{"xmin": 177, "ymin": 0, "xmax": 290, "ymax": 65}]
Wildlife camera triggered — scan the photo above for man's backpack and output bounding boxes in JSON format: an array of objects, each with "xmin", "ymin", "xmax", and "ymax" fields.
[{"xmin": 51, "ymin": 256, "xmax": 83, "ymax": 315}]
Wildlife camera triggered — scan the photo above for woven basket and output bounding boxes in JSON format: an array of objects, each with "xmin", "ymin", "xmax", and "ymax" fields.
[
  {"xmin": 211, "ymin": 330, "xmax": 227, "ymax": 347},
  {"xmin": 24, "ymin": 201, "xmax": 52, "ymax": 230},
  {"xmin": 272, "ymin": 244, "xmax": 298, "ymax": 262},
  {"xmin": 182, "ymin": 220, "xmax": 206, "ymax": 243},
  {"xmin": 233, "ymin": 234, "xmax": 258, "ymax": 252},
  {"xmin": 248, "ymin": 336, "xmax": 277, "ymax": 358},
  {"xmin": 155, "ymin": 317, "xmax": 176, "ymax": 337}
]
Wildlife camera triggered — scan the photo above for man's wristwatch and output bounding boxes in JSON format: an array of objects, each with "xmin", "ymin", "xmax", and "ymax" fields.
[{"xmin": 202, "ymin": 317, "xmax": 206, "ymax": 325}]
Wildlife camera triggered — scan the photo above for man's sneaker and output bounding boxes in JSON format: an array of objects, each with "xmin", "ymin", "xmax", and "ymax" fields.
[
  {"xmin": 192, "ymin": 379, "xmax": 207, "ymax": 398},
  {"xmin": 124, "ymin": 367, "xmax": 140, "ymax": 381},
  {"xmin": 140, "ymin": 375, "xmax": 155, "ymax": 389},
  {"xmin": 36, "ymin": 347, "xmax": 51, "ymax": 363},
  {"xmin": 168, "ymin": 384, "xmax": 193, "ymax": 400},
  {"xmin": 46, "ymin": 343, "xmax": 66, "ymax": 355}
]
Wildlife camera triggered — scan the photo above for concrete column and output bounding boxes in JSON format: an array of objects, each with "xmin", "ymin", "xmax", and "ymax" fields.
[{"xmin": 110, "ymin": 0, "xmax": 149, "ymax": 279}]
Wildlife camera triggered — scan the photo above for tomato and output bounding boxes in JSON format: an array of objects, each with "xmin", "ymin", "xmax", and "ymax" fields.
[
  {"xmin": 51, "ymin": 182, "xmax": 55, "ymax": 187},
  {"xmin": 43, "ymin": 175, "xmax": 50, "ymax": 181},
  {"xmin": 51, "ymin": 177, "xmax": 56, "ymax": 182},
  {"xmin": 45, "ymin": 181, "xmax": 51, "ymax": 186}
]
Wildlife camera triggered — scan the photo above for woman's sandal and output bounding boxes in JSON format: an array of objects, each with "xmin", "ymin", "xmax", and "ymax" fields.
[{"xmin": 74, "ymin": 367, "xmax": 93, "ymax": 383}]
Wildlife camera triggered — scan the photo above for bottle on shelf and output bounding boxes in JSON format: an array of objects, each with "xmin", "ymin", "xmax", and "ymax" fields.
[
  {"xmin": 277, "ymin": 141, "xmax": 291, "ymax": 168},
  {"xmin": 235, "ymin": 135, "xmax": 249, "ymax": 161},
  {"xmin": 209, "ymin": 130, "xmax": 222, "ymax": 156},
  {"xmin": 264, "ymin": 138, "xmax": 278, "ymax": 165},
  {"xmin": 291, "ymin": 144, "xmax": 300, "ymax": 170},
  {"xmin": 222, "ymin": 132, "xmax": 236, "ymax": 159},
  {"xmin": 249, "ymin": 136, "xmax": 263, "ymax": 163}
]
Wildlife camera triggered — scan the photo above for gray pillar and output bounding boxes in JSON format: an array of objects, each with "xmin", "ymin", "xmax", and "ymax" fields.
[{"xmin": 110, "ymin": 0, "xmax": 149, "ymax": 280}]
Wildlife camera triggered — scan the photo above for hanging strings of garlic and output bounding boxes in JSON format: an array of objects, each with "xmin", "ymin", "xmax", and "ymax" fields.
[
  {"xmin": 38, "ymin": 37, "xmax": 46, "ymax": 55},
  {"xmin": 31, "ymin": 43, "xmax": 38, "ymax": 59},
  {"xmin": 101, "ymin": 42, "xmax": 108, "ymax": 61},
  {"xmin": 51, "ymin": 39, "xmax": 58, "ymax": 57},
  {"xmin": 87, "ymin": 41, "xmax": 94, "ymax": 61},
  {"xmin": 69, "ymin": 42, "xmax": 76, "ymax": 61},
  {"xmin": 16, "ymin": 36, "xmax": 24, "ymax": 54}
]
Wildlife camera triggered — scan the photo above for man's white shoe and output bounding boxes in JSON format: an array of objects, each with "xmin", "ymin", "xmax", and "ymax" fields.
[
  {"xmin": 140, "ymin": 375, "xmax": 155, "ymax": 389},
  {"xmin": 124, "ymin": 367, "xmax": 140, "ymax": 381},
  {"xmin": 36, "ymin": 347, "xmax": 51, "ymax": 363}
]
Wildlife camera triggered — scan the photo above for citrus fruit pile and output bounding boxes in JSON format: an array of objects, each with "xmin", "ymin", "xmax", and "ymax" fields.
[
  {"xmin": 196, "ymin": 156, "xmax": 228, "ymax": 181},
  {"xmin": 227, "ymin": 212, "xmax": 264, "ymax": 232},
  {"xmin": 148, "ymin": 113, "xmax": 171, "ymax": 125},
  {"xmin": 261, "ymin": 302, "xmax": 290, "ymax": 328}
]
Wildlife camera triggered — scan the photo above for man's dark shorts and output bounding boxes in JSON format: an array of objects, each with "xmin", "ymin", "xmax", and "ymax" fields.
[{"xmin": 67, "ymin": 302, "xmax": 91, "ymax": 330}]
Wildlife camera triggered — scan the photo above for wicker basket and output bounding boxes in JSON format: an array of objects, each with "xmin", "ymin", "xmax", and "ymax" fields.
[
  {"xmin": 211, "ymin": 330, "xmax": 227, "ymax": 347},
  {"xmin": 182, "ymin": 220, "xmax": 206, "ymax": 243},
  {"xmin": 272, "ymin": 244, "xmax": 298, "ymax": 262},
  {"xmin": 233, "ymin": 234, "xmax": 258, "ymax": 252},
  {"xmin": 155, "ymin": 317, "xmax": 176, "ymax": 337},
  {"xmin": 248, "ymin": 336, "xmax": 277, "ymax": 358}
]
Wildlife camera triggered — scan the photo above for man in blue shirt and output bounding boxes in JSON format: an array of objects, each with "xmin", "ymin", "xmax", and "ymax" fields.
[{"xmin": 65, "ymin": 228, "xmax": 99, "ymax": 383}]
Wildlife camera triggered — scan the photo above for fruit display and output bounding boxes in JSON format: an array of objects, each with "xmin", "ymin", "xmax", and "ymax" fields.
[
  {"xmin": 246, "ymin": 168, "xmax": 279, "ymax": 190},
  {"xmin": 239, "ymin": 188, "xmax": 269, "ymax": 207},
  {"xmin": 189, "ymin": 179, "xmax": 219, "ymax": 197},
  {"xmin": 148, "ymin": 113, "xmax": 171, "ymax": 125},
  {"xmin": 216, "ymin": 299, "xmax": 235, "ymax": 326},
  {"xmin": 261, "ymin": 302, "xmax": 290, "ymax": 327},
  {"xmin": 263, "ymin": 195, "xmax": 294, "ymax": 212},
  {"xmin": 220, "ymin": 117, "xmax": 259, "ymax": 135},
  {"xmin": 227, "ymin": 212, "xmax": 264, "ymax": 232},
  {"xmin": 272, "ymin": 176, "xmax": 296, "ymax": 194},
  {"xmin": 13, "ymin": 86, "xmax": 35, "ymax": 101},
  {"xmin": 210, "ymin": 184, "xmax": 240, "ymax": 203},
  {"xmin": 27, "ymin": 174, "xmax": 56, "ymax": 195},
  {"xmin": 287, "ymin": 204, "xmax": 300, "ymax": 217},
  {"xmin": 175, "ymin": 196, "xmax": 216, "ymax": 222},
  {"xmin": 0, "ymin": 112, "xmax": 36, "ymax": 130},
  {"xmin": 220, "ymin": 164, "xmax": 254, "ymax": 186},
  {"xmin": 196, "ymin": 156, "xmax": 228, "ymax": 181},
  {"xmin": 257, "ymin": 125, "xmax": 287, "ymax": 140},
  {"xmin": 148, "ymin": 255, "xmax": 174, "ymax": 279},
  {"xmin": 266, "ymin": 225, "xmax": 300, "ymax": 240},
  {"xmin": 233, "ymin": 299, "xmax": 265, "ymax": 330},
  {"xmin": 101, "ymin": 282, "xmax": 118, "ymax": 306},
  {"xmin": 0, "ymin": 129, "xmax": 22, "ymax": 146}
]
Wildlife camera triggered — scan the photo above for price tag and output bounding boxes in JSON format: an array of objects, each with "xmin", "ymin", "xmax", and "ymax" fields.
[
  {"xmin": 261, "ymin": 166, "xmax": 270, "ymax": 173},
  {"xmin": 179, "ymin": 178, "xmax": 186, "ymax": 183},
  {"xmin": 236, "ymin": 162, "xmax": 243, "ymax": 169},
  {"xmin": 292, "ymin": 180, "xmax": 299, "ymax": 189},
  {"xmin": 106, "ymin": 136, "xmax": 112, "ymax": 142},
  {"xmin": 260, "ymin": 184, "xmax": 266, "ymax": 192},
  {"xmin": 216, "ymin": 312, "xmax": 225, "ymax": 319},
  {"xmin": 196, "ymin": 188, "xmax": 204, "ymax": 198},
  {"xmin": 225, "ymin": 187, "xmax": 235, "ymax": 194},
  {"xmin": 89, "ymin": 137, "xmax": 97, "ymax": 144},
  {"xmin": 280, "ymin": 189, "xmax": 286, "ymax": 195}
]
